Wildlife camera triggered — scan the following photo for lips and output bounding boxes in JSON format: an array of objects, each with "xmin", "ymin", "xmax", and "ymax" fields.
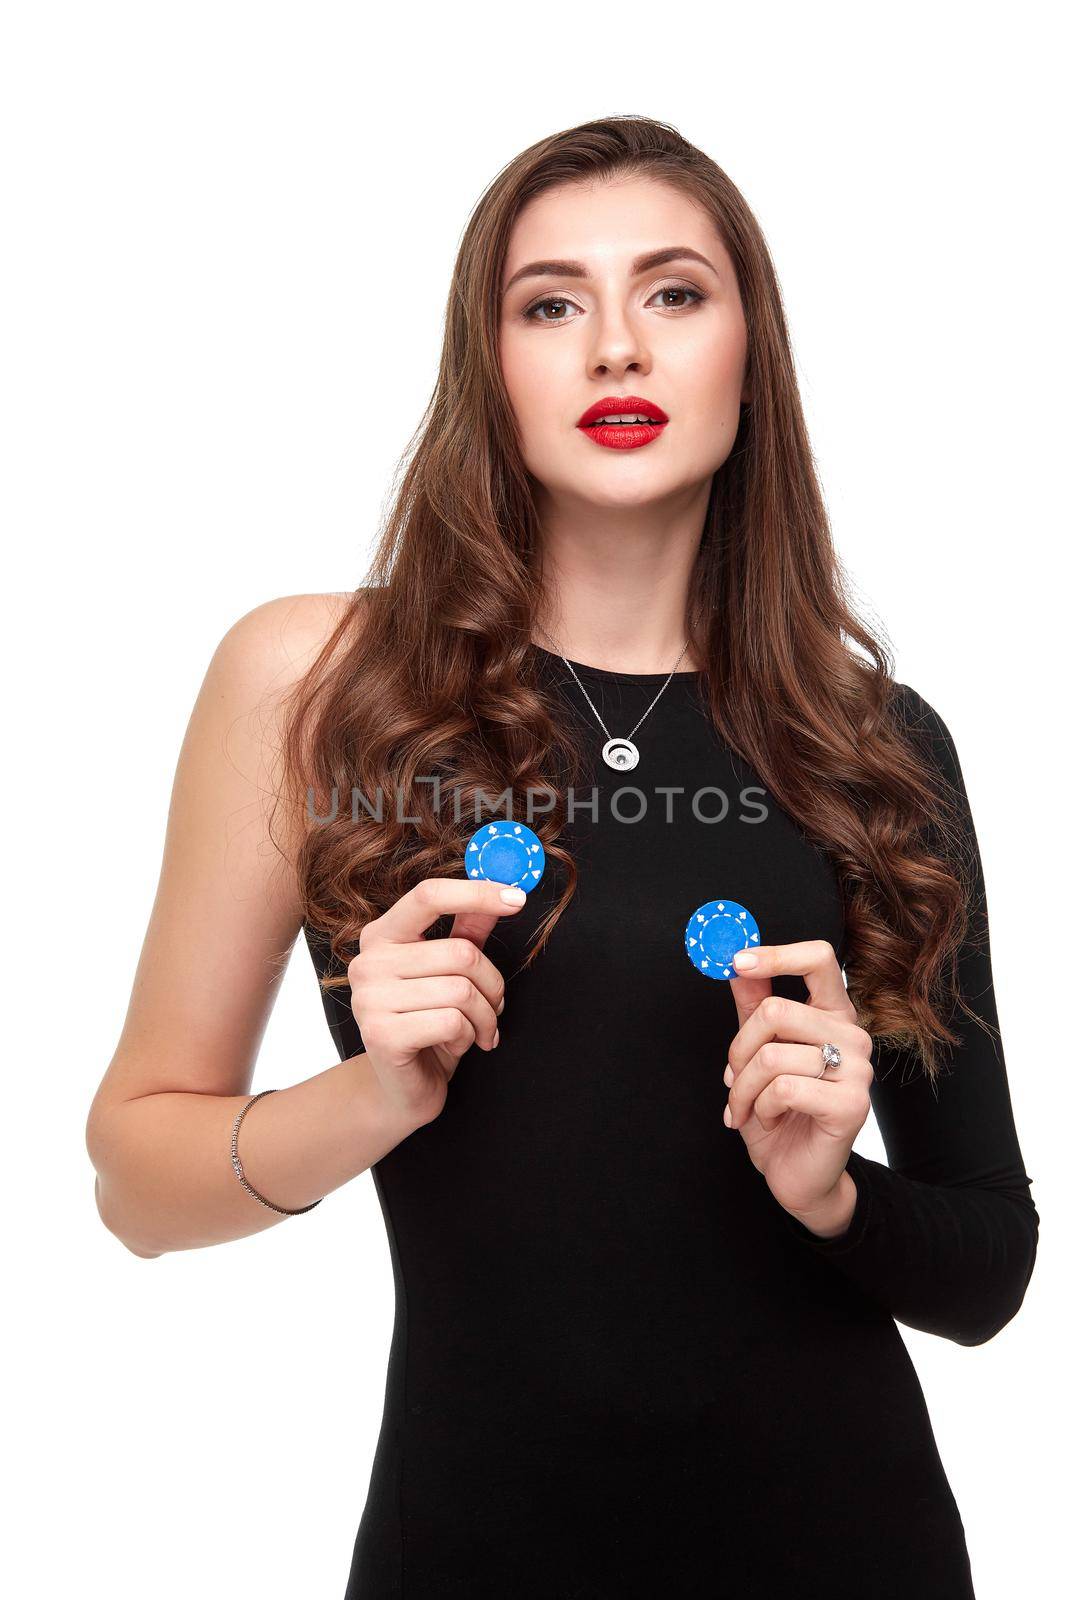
[
  {"xmin": 577, "ymin": 394, "xmax": 669, "ymax": 428},
  {"xmin": 576, "ymin": 393, "xmax": 669, "ymax": 451}
]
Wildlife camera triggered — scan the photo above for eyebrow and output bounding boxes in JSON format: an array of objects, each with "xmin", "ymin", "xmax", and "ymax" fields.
[{"xmin": 501, "ymin": 246, "xmax": 721, "ymax": 297}]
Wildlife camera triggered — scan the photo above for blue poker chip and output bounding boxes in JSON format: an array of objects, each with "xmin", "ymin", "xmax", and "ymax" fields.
[
  {"xmin": 684, "ymin": 898, "xmax": 760, "ymax": 979},
  {"xmin": 464, "ymin": 820, "xmax": 545, "ymax": 893}
]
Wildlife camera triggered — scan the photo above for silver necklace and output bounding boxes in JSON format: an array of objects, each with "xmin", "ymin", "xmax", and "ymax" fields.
[{"xmin": 536, "ymin": 626, "xmax": 693, "ymax": 771}]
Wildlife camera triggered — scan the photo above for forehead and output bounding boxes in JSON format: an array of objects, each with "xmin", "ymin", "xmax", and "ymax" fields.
[{"xmin": 502, "ymin": 175, "xmax": 722, "ymax": 274}]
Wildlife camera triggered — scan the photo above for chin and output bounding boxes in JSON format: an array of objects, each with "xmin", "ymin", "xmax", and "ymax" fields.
[
  {"xmin": 579, "ymin": 468, "xmax": 695, "ymax": 506},
  {"xmin": 540, "ymin": 458, "xmax": 675, "ymax": 494}
]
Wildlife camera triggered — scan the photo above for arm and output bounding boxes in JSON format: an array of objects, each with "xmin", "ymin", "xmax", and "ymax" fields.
[
  {"xmin": 779, "ymin": 684, "xmax": 1040, "ymax": 1346},
  {"xmin": 85, "ymin": 592, "xmax": 423, "ymax": 1259}
]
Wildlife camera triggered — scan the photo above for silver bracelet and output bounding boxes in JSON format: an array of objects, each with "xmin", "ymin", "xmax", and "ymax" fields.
[{"xmin": 230, "ymin": 1089, "xmax": 324, "ymax": 1216}]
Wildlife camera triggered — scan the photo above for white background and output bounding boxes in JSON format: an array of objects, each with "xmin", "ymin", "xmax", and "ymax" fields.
[{"xmin": 3, "ymin": 4, "xmax": 1062, "ymax": 1596}]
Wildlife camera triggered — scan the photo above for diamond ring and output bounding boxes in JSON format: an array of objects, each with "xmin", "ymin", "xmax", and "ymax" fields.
[{"xmin": 818, "ymin": 1042, "xmax": 842, "ymax": 1079}]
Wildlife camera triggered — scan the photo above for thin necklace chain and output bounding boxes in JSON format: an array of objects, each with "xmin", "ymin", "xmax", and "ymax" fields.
[{"xmin": 535, "ymin": 625, "xmax": 693, "ymax": 745}]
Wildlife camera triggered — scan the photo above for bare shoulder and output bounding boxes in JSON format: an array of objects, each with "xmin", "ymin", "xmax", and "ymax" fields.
[
  {"xmin": 203, "ymin": 590, "xmax": 367, "ymax": 848},
  {"xmin": 212, "ymin": 590, "xmax": 361, "ymax": 692},
  {"xmin": 85, "ymin": 590, "xmax": 370, "ymax": 1125}
]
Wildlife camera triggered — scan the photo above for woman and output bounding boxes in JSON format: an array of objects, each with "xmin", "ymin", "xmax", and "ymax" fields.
[{"xmin": 86, "ymin": 116, "xmax": 1039, "ymax": 1598}]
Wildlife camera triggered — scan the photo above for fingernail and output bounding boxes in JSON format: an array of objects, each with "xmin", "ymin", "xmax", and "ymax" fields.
[
  {"xmin": 500, "ymin": 888, "xmax": 526, "ymax": 905},
  {"xmin": 723, "ymin": 1102, "xmax": 733, "ymax": 1127},
  {"xmin": 733, "ymin": 950, "xmax": 758, "ymax": 970},
  {"xmin": 492, "ymin": 1028, "xmax": 500, "ymax": 1048},
  {"xmin": 723, "ymin": 1064, "xmax": 735, "ymax": 1087},
  {"xmin": 496, "ymin": 996, "xmax": 505, "ymax": 1015}
]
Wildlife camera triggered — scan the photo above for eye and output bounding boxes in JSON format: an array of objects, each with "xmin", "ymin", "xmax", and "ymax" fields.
[
  {"xmin": 521, "ymin": 295, "xmax": 579, "ymax": 324},
  {"xmin": 649, "ymin": 284, "xmax": 707, "ymax": 311},
  {"xmin": 520, "ymin": 281, "xmax": 707, "ymax": 324}
]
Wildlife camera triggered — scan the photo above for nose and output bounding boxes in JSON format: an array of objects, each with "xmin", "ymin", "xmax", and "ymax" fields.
[{"xmin": 585, "ymin": 299, "xmax": 651, "ymax": 382}]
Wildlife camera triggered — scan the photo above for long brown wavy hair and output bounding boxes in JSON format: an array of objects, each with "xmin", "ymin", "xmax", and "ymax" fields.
[{"xmin": 274, "ymin": 114, "xmax": 993, "ymax": 1083}]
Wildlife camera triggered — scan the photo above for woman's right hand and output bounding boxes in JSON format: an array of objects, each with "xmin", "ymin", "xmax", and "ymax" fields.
[{"xmin": 348, "ymin": 877, "xmax": 527, "ymax": 1129}]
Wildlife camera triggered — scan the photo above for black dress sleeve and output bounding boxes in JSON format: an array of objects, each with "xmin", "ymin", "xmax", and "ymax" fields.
[{"xmin": 778, "ymin": 683, "xmax": 1040, "ymax": 1347}]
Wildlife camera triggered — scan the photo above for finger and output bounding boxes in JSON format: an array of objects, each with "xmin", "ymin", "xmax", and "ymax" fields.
[
  {"xmin": 367, "ymin": 1006, "xmax": 478, "ymax": 1071},
  {"xmin": 388, "ymin": 937, "xmax": 506, "ymax": 1015},
  {"xmin": 373, "ymin": 974, "xmax": 500, "ymax": 1052},
  {"xmin": 726, "ymin": 993, "xmax": 868, "ymax": 1083},
  {"xmin": 749, "ymin": 1072, "xmax": 868, "ymax": 1139},
  {"xmin": 361, "ymin": 877, "xmax": 528, "ymax": 949},
  {"xmin": 728, "ymin": 971, "xmax": 773, "ymax": 1028},
  {"xmin": 449, "ymin": 906, "xmax": 509, "ymax": 954},
  {"xmin": 730, "ymin": 939, "xmax": 854, "ymax": 1018},
  {"xmin": 725, "ymin": 1040, "xmax": 838, "ymax": 1131}
]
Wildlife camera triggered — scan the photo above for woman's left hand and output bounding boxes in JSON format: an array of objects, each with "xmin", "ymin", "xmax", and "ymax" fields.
[{"xmin": 723, "ymin": 939, "xmax": 874, "ymax": 1234}]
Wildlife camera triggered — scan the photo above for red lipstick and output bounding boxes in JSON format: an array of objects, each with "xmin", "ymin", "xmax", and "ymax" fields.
[{"xmin": 576, "ymin": 394, "xmax": 670, "ymax": 451}]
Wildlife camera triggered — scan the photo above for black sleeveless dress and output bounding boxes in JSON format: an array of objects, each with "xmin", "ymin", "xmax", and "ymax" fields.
[{"xmin": 303, "ymin": 646, "xmax": 1038, "ymax": 1600}]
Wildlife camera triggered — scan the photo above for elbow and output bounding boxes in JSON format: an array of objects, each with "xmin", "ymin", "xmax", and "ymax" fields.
[
  {"xmin": 88, "ymin": 1100, "xmax": 170, "ymax": 1259},
  {"xmin": 956, "ymin": 1199, "xmax": 1040, "ymax": 1348},
  {"xmin": 93, "ymin": 1172, "xmax": 167, "ymax": 1260},
  {"xmin": 124, "ymin": 1242, "xmax": 165, "ymax": 1260}
]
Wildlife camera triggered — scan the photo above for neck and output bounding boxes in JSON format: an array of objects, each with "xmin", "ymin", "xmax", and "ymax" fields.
[
  {"xmin": 533, "ymin": 625, "xmax": 702, "ymax": 676},
  {"xmin": 530, "ymin": 491, "xmax": 709, "ymax": 675}
]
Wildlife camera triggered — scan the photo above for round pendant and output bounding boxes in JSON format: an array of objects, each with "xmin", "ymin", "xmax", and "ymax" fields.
[{"xmin": 602, "ymin": 737, "xmax": 640, "ymax": 771}]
